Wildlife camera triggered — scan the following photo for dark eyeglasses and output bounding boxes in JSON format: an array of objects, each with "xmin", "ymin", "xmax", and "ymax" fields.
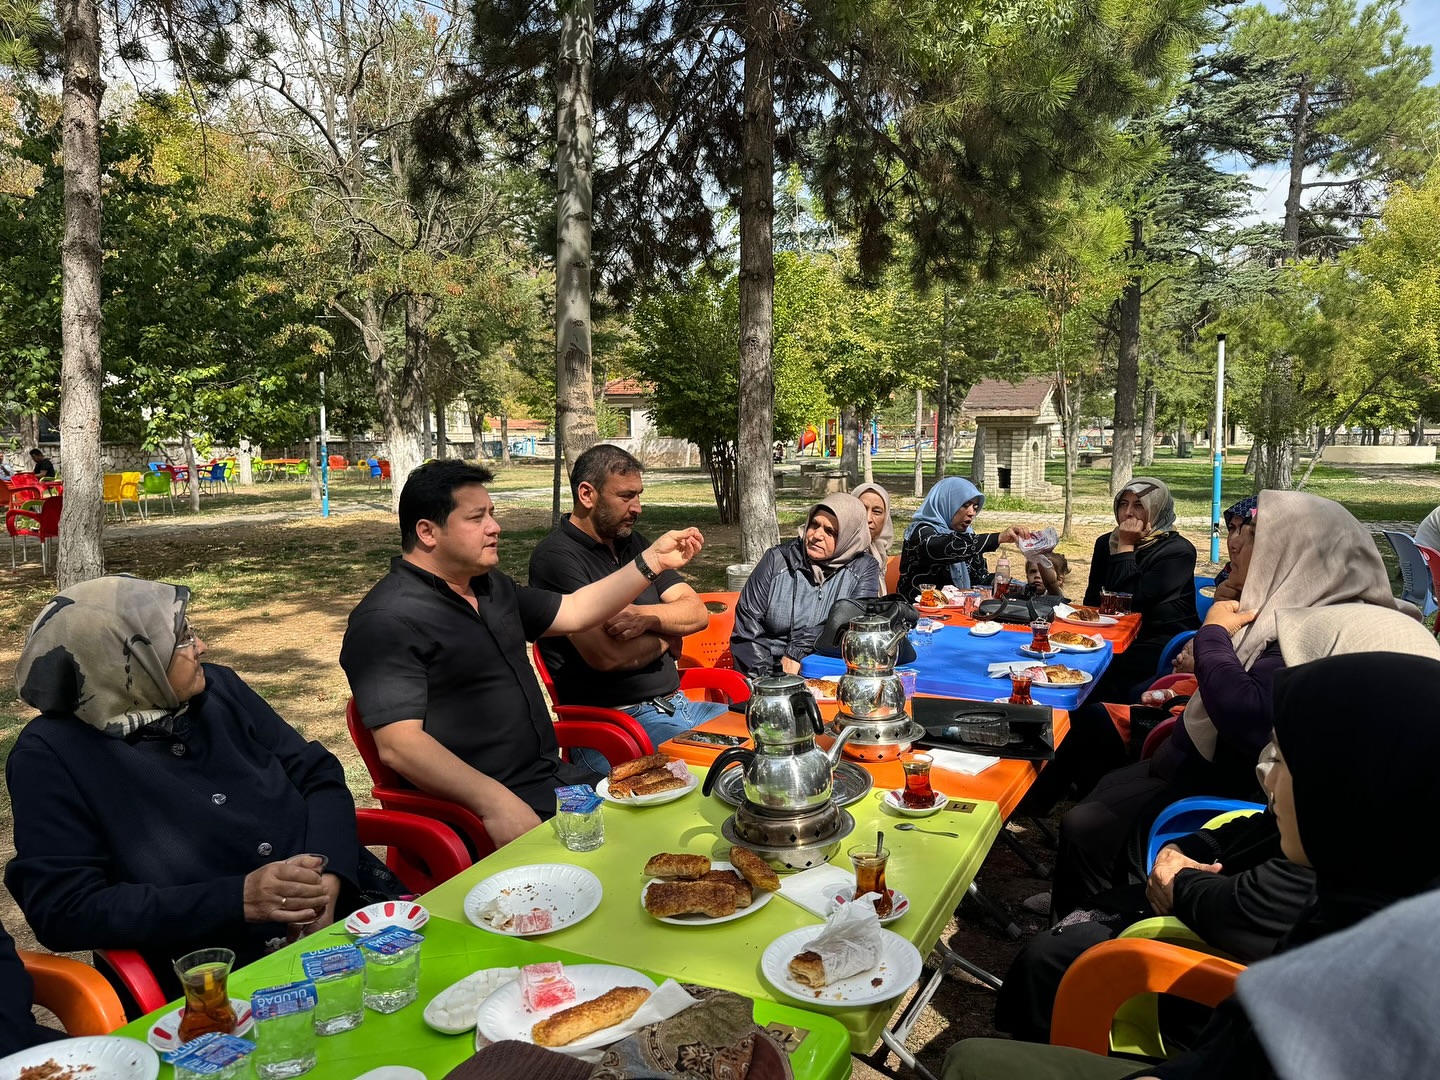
[{"xmin": 175, "ymin": 623, "xmax": 201, "ymax": 651}]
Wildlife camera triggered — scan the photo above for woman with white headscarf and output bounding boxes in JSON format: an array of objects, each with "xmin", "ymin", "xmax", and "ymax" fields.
[
  {"xmin": 731, "ymin": 494, "xmax": 880, "ymax": 678},
  {"xmin": 1084, "ymin": 477, "xmax": 1200, "ymax": 698},
  {"xmin": 897, "ymin": 477, "xmax": 1033, "ymax": 601},
  {"xmin": 1051, "ymin": 490, "xmax": 1431, "ymax": 917}
]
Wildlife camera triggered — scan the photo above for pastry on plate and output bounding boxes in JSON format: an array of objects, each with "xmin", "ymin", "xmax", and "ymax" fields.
[
  {"xmin": 643, "ymin": 880, "xmax": 736, "ymax": 918},
  {"xmin": 531, "ymin": 986, "xmax": 651, "ymax": 1047},
  {"xmin": 1041, "ymin": 665, "xmax": 1088, "ymax": 685},
  {"xmin": 729, "ymin": 846, "xmax": 781, "ymax": 892},
  {"xmin": 1068, "ymin": 605, "xmax": 1102, "ymax": 622},
  {"xmin": 1049, "ymin": 630, "xmax": 1094, "ymax": 647},
  {"xmin": 642, "ymin": 853, "xmax": 711, "ymax": 879},
  {"xmin": 701, "ymin": 868, "xmax": 753, "ymax": 908},
  {"xmin": 609, "ymin": 753, "xmax": 669, "ymax": 783}
]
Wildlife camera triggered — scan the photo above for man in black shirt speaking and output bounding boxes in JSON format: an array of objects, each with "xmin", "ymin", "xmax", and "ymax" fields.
[
  {"xmin": 341, "ymin": 459, "xmax": 704, "ymax": 848},
  {"xmin": 529, "ymin": 445, "xmax": 727, "ymax": 769}
]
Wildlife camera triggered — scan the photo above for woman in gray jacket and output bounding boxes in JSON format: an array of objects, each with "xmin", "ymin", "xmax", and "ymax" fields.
[{"xmin": 730, "ymin": 494, "xmax": 881, "ymax": 678}]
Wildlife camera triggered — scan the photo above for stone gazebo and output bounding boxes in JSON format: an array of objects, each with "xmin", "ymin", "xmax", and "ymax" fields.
[{"xmin": 961, "ymin": 377, "xmax": 1062, "ymax": 499}]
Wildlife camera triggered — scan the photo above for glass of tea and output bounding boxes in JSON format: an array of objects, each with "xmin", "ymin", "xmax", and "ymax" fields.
[
  {"xmin": 1099, "ymin": 589, "xmax": 1117, "ymax": 615},
  {"xmin": 1010, "ymin": 671, "xmax": 1033, "ymax": 705},
  {"xmin": 1112, "ymin": 592, "xmax": 1134, "ymax": 615},
  {"xmin": 173, "ymin": 948, "xmax": 238, "ymax": 1041},
  {"xmin": 899, "ymin": 752, "xmax": 936, "ymax": 809},
  {"xmin": 848, "ymin": 845, "xmax": 893, "ymax": 918},
  {"xmin": 1029, "ymin": 620, "xmax": 1051, "ymax": 653},
  {"xmin": 917, "ymin": 582, "xmax": 941, "ymax": 607}
]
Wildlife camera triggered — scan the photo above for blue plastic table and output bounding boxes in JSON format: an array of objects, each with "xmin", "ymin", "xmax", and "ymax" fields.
[{"xmin": 799, "ymin": 623, "xmax": 1113, "ymax": 710}]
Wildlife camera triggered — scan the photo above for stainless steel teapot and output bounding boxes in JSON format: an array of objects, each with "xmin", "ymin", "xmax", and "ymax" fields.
[
  {"xmin": 701, "ymin": 675, "xmax": 855, "ymax": 810},
  {"xmin": 840, "ymin": 614, "xmax": 909, "ymax": 674}
]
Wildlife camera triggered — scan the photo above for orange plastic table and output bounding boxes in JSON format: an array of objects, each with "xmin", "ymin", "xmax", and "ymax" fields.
[{"xmin": 659, "ymin": 700, "xmax": 1070, "ymax": 821}]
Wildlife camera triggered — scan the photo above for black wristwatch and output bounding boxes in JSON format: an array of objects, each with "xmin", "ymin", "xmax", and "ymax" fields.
[{"xmin": 634, "ymin": 552, "xmax": 659, "ymax": 582}]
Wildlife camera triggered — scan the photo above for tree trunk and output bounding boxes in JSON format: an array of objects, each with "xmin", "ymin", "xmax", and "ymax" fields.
[
  {"xmin": 434, "ymin": 393, "xmax": 448, "ymax": 459},
  {"xmin": 184, "ymin": 436, "xmax": 200, "ymax": 513},
  {"xmin": 1251, "ymin": 352, "xmax": 1296, "ymax": 492},
  {"xmin": 366, "ymin": 294, "xmax": 427, "ymax": 511},
  {"xmin": 467, "ymin": 401, "xmax": 484, "ymax": 460},
  {"xmin": 308, "ymin": 436, "xmax": 320, "ymax": 502},
  {"xmin": 702, "ymin": 441, "xmax": 739, "ymax": 524},
  {"xmin": 1176, "ymin": 416, "xmax": 1189, "ymax": 459},
  {"xmin": 237, "ymin": 439, "xmax": 254, "ymax": 486},
  {"xmin": 1109, "ymin": 220, "xmax": 1142, "ymax": 495},
  {"xmin": 501, "ymin": 414, "xmax": 511, "ymax": 464},
  {"xmin": 1281, "ymin": 77, "xmax": 1310, "ymax": 260},
  {"xmin": 736, "ymin": 0, "xmax": 779, "ymax": 563},
  {"xmin": 933, "ymin": 287, "xmax": 951, "ymax": 482},
  {"xmin": 555, "ymin": 0, "xmax": 599, "ymax": 475},
  {"xmin": 19, "ymin": 414, "xmax": 40, "ymax": 449},
  {"xmin": 971, "ymin": 424, "xmax": 986, "ymax": 487},
  {"xmin": 1139, "ymin": 379, "xmax": 1157, "ymax": 467},
  {"xmin": 861, "ymin": 413, "xmax": 874, "ymax": 483},
  {"xmin": 55, "ymin": 0, "xmax": 105, "ymax": 588},
  {"xmin": 912, "ymin": 388, "xmax": 924, "ymax": 497},
  {"xmin": 839, "ymin": 407, "xmax": 859, "ymax": 487}
]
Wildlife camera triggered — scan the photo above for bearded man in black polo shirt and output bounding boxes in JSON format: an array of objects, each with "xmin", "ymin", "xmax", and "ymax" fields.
[
  {"xmin": 341, "ymin": 459, "xmax": 704, "ymax": 848},
  {"xmin": 529, "ymin": 445, "xmax": 727, "ymax": 769}
]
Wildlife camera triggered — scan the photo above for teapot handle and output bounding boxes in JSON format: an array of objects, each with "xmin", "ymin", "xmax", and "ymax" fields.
[
  {"xmin": 791, "ymin": 691, "xmax": 824, "ymax": 735},
  {"xmin": 701, "ymin": 747, "xmax": 755, "ymax": 797}
]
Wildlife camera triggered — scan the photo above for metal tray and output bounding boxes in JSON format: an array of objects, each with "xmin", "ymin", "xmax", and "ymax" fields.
[{"xmin": 710, "ymin": 759, "xmax": 874, "ymax": 808}]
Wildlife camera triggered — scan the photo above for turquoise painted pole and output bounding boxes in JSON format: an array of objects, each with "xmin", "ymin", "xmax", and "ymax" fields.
[
  {"xmin": 1210, "ymin": 334, "xmax": 1225, "ymax": 562},
  {"xmin": 319, "ymin": 371, "xmax": 330, "ymax": 518}
]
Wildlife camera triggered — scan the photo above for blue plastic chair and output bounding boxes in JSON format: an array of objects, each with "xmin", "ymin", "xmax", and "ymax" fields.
[
  {"xmin": 197, "ymin": 462, "xmax": 229, "ymax": 495},
  {"xmin": 1155, "ymin": 631, "xmax": 1198, "ymax": 678},
  {"xmin": 146, "ymin": 462, "xmax": 164, "ymax": 473},
  {"xmin": 1145, "ymin": 796, "xmax": 1266, "ymax": 871},
  {"xmin": 1382, "ymin": 531, "xmax": 1437, "ymax": 616},
  {"xmin": 368, "ymin": 460, "xmax": 383, "ymax": 484},
  {"xmin": 1194, "ymin": 576, "xmax": 1216, "ymax": 620}
]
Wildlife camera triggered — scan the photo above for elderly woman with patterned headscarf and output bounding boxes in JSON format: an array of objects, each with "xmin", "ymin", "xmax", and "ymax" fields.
[
  {"xmin": 897, "ymin": 477, "xmax": 1034, "ymax": 601},
  {"xmin": 1083, "ymin": 477, "xmax": 1200, "ymax": 699},
  {"xmin": 5, "ymin": 576, "xmax": 372, "ymax": 1001},
  {"xmin": 1212, "ymin": 494, "xmax": 1259, "ymax": 603},
  {"xmin": 731, "ymin": 494, "xmax": 881, "ymax": 678}
]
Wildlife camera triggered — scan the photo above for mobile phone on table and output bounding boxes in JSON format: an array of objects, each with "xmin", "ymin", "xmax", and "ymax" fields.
[{"xmin": 670, "ymin": 729, "xmax": 749, "ymax": 749}]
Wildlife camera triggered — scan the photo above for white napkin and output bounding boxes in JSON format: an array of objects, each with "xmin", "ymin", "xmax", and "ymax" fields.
[
  {"xmin": 568, "ymin": 980, "xmax": 698, "ymax": 1062},
  {"xmin": 774, "ymin": 863, "xmax": 855, "ymax": 919},
  {"xmin": 471, "ymin": 893, "xmax": 519, "ymax": 929},
  {"xmin": 1053, "ymin": 603, "xmax": 1081, "ymax": 620},
  {"xmin": 795, "ymin": 895, "xmax": 882, "ymax": 985},
  {"xmin": 925, "ymin": 746, "xmax": 999, "ymax": 776},
  {"xmin": 987, "ymin": 661, "xmax": 1039, "ymax": 677}
]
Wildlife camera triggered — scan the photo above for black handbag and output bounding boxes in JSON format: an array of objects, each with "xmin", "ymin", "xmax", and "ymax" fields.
[
  {"xmin": 974, "ymin": 596, "xmax": 1041, "ymax": 625},
  {"xmin": 813, "ymin": 594, "xmax": 919, "ymax": 664}
]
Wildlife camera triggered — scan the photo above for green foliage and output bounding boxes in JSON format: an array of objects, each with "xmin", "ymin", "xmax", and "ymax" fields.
[
  {"xmin": 0, "ymin": 95, "xmax": 323, "ymax": 449},
  {"xmin": 0, "ymin": 0, "xmax": 46, "ymax": 70}
]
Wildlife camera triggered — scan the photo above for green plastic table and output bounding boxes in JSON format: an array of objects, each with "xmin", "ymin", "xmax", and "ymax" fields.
[
  {"xmin": 421, "ymin": 765, "xmax": 1003, "ymax": 1052},
  {"xmin": 116, "ymin": 915, "xmax": 853, "ymax": 1079}
]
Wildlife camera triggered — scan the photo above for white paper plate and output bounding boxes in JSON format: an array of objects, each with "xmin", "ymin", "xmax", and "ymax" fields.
[
  {"xmin": 828, "ymin": 886, "xmax": 911, "ymax": 924},
  {"xmin": 641, "ymin": 861, "xmax": 775, "ymax": 925},
  {"xmin": 1018, "ymin": 645, "xmax": 1062, "ymax": 660},
  {"xmin": 0, "ymin": 1036, "xmax": 159, "ymax": 1080},
  {"xmin": 1050, "ymin": 633, "xmax": 1105, "ymax": 653},
  {"xmin": 147, "ymin": 1000, "xmax": 254, "ymax": 1050},
  {"xmin": 1029, "ymin": 666, "xmax": 1094, "ymax": 687},
  {"xmin": 353, "ymin": 1070, "xmax": 428, "ymax": 1080},
  {"xmin": 969, "ymin": 622, "xmax": 1004, "ymax": 637},
  {"xmin": 474, "ymin": 964, "xmax": 659, "ymax": 1054},
  {"xmin": 596, "ymin": 771, "xmax": 698, "ymax": 807},
  {"xmin": 760, "ymin": 928, "xmax": 923, "ymax": 1008},
  {"xmin": 464, "ymin": 864, "xmax": 603, "ymax": 936},
  {"xmin": 1055, "ymin": 608, "xmax": 1118, "ymax": 627},
  {"xmin": 881, "ymin": 789, "xmax": 949, "ymax": 817},
  {"xmin": 347, "ymin": 900, "xmax": 430, "ymax": 935}
]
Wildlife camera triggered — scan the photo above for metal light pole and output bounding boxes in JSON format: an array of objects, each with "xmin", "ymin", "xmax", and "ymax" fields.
[
  {"xmin": 1210, "ymin": 334, "xmax": 1226, "ymax": 562},
  {"xmin": 319, "ymin": 370, "xmax": 330, "ymax": 518}
]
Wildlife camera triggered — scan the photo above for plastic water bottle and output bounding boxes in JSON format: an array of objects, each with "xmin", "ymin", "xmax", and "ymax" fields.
[
  {"xmin": 360, "ymin": 927, "xmax": 423, "ymax": 1014},
  {"xmin": 301, "ymin": 944, "xmax": 364, "ymax": 1036},
  {"xmin": 250, "ymin": 981, "xmax": 317, "ymax": 1079},
  {"xmin": 993, "ymin": 554, "xmax": 1012, "ymax": 599}
]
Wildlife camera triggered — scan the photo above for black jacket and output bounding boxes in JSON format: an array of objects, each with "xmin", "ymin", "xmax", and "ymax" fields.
[
  {"xmin": 5, "ymin": 664, "xmax": 359, "ymax": 992},
  {"xmin": 1085, "ymin": 530, "xmax": 1200, "ymax": 691}
]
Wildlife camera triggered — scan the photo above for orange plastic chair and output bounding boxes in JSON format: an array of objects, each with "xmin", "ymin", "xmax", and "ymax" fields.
[
  {"xmin": 20, "ymin": 950, "xmax": 127, "ymax": 1035},
  {"xmin": 327, "ymin": 455, "xmax": 349, "ymax": 475},
  {"xmin": 677, "ymin": 591, "xmax": 740, "ymax": 669},
  {"xmin": 885, "ymin": 555, "xmax": 900, "ymax": 595},
  {"xmin": 1049, "ymin": 938, "xmax": 1246, "ymax": 1056}
]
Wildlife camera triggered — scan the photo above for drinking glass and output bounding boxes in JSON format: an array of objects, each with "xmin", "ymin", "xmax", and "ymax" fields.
[
  {"xmin": 848, "ymin": 845, "xmax": 893, "ymax": 918},
  {"xmin": 899, "ymin": 752, "xmax": 936, "ymax": 809},
  {"xmin": 896, "ymin": 668, "xmax": 919, "ymax": 700},
  {"xmin": 917, "ymin": 582, "xmax": 941, "ymax": 607},
  {"xmin": 1009, "ymin": 672, "xmax": 1033, "ymax": 705},
  {"xmin": 1099, "ymin": 588, "xmax": 1117, "ymax": 615},
  {"xmin": 173, "ymin": 948, "xmax": 238, "ymax": 1041},
  {"xmin": 287, "ymin": 853, "xmax": 329, "ymax": 937},
  {"xmin": 1029, "ymin": 620, "xmax": 1051, "ymax": 653},
  {"xmin": 1112, "ymin": 592, "xmax": 1134, "ymax": 615}
]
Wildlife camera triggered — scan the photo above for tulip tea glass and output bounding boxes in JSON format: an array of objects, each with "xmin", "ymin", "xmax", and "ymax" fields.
[
  {"xmin": 1029, "ymin": 620, "xmax": 1051, "ymax": 653},
  {"xmin": 174, "ymin": 948, "xmax": 238, "ymax": 1042},
  {"xmin": 899, "ymin": 752, "xmax": 936, "ymax": 809},
  {"xmin": 848, "ymin": 845, "xmax": 893, "ymax": 918},
  {"xmin": 1009, "ymin": 672, "xmax": 1033, "ymax": 706}
]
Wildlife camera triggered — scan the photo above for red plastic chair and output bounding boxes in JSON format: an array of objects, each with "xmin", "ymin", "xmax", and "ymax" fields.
[
  {"xmin": 1050, "ymin": 938, "xmax": 1245, "ymax": 1056},
  {"xmin": 1417, "ymin": 545, "xmax": 1440, "ymax": 639},
  {"xmin": 532, "ymin": 643, "xmax": 748, "ymax": 718},
  {"xmin": 96, "ymin": 807, "xmax": 474, "ymax": 1017},
  {"xmin": 1140, "ymin": 717, "xmax": 1177, "ymax": 761},
  {"xmin": 7, "ymin": 495, "xmax": 61, "ymax": 572}
]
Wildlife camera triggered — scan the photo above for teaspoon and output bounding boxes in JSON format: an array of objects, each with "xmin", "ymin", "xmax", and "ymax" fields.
[{"xmin": 893, "ymin": 823, "xmax": 959, "ymax": 837}]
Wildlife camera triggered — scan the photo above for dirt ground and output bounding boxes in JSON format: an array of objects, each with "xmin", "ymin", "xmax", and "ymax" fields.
[{"xmin": 0, "ymin": 496, "xmax": 1217, "ymax": 1077}]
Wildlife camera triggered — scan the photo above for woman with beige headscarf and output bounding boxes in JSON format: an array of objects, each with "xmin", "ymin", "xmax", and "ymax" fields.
[
  {"xmin": 1083, "ymin": 476, "xmax": 1200, "ymax": 698},
  {"xmin": 731, "ymin": 493, "xmax": 881, "ymax": 678},
  {"xmin": 852, "ymin": 481, "xmax": 895, "ymax": 569},
  {"xmin": 1051, "ymin": 490, "xmax": 1435, "ymax": 916}
]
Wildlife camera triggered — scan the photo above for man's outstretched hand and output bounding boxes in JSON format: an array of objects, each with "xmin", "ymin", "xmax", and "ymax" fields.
[{"xmin": 647, "ymin": 528, "xmax": 705, "ymax": 571}]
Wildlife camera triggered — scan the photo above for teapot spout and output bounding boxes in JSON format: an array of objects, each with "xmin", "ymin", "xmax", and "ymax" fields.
[
  {"xmin": 885, "ymin": 626, "xmax": 909, "ymax": 652},
  {"xmin": 823, "ymin": 724, "xmax": 858, "ymax": 767}
]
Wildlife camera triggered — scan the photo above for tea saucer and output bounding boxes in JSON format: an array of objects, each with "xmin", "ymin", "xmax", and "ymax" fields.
[
  {"xmin": 1018, "ymin": 645, "xmax": 1061, "ymax": 660},
  {"xmin": 881, "ymin": 789, "xmax": 949, "ymax": 816},
  {"xmin": 148, "ymin": 1000, "xmax": 254, "ymax": 1050},
  {"xmin": 828, "ymin": 886, "xmax": 910, "ymax": 924}
]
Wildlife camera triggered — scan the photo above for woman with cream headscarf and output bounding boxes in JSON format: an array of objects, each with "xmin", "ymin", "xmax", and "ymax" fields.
[
  {"xmin": 1051, "ymin": 490, "xmax": 1430, "ymax": 917},
  {"xmin": 1084, "ymin": 477, "xmax": 1200, "ymax": 698},
  {"xmin": 897, "ymin": 477, "xmax": 1033, "ymax": 601},
  {"xmin": 852, "ymin": 481, "xmax": 895, "ymax": 570},
  {"xmin": 4, "ymin": 576, "xmax": 390, "ymax": 1002},
  {"xmin": 731, "ymin": 493, "xmax": 881, "ymax": 678}
]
